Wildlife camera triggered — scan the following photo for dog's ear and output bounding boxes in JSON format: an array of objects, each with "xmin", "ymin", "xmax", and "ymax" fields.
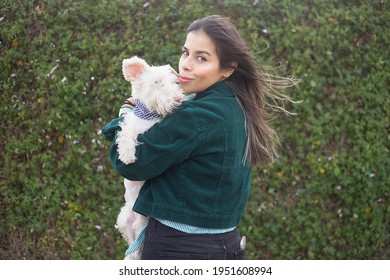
[
  {"xmin": 122, "ymin": 56, "xmax": 149, "ymax": 81},
  {"xmin": 168, "ymin": 66, "xmax": 179, "ymax": 77}
]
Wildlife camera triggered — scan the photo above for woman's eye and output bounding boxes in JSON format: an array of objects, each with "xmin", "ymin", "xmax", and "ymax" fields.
[
  {"xmin": 182, "ymin": 50, "xmax": 189, "ymax": 56},
  {"xmin": 197, "ymin": 56, "xmax": 206, "ymax": 62}
]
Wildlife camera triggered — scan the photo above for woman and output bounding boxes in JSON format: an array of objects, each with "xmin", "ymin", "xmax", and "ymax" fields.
[{"xmin": 102, "ymin": 15, "xmax": 296, "ymax": 260}]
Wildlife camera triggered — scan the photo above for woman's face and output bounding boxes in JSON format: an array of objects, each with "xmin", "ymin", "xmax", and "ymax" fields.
[{"xmin": 178, "ymin": 31, "xmax": 230, "ymax": 94}]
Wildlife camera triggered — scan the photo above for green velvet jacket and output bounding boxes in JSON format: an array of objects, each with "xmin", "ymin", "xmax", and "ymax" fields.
[{"xmin": 102, "ymin": 81, "xmax": 252, "ymax": 228}]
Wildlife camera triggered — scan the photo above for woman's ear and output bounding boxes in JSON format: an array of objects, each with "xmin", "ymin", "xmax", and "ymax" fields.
[{"xmin": 222, "ymin": 62, "xmax": 238, "ymax": 79}]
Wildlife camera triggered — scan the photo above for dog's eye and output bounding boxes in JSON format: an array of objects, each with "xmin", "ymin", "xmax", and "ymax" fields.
[{"xmin": 154, "ymin": 80, "xmax": 162, "ymax": 84}]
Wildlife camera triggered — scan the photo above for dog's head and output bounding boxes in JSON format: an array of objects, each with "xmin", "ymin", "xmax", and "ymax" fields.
[{"xmin": 122, "ymin": 56, "xmax": 185, "ymax": 117}]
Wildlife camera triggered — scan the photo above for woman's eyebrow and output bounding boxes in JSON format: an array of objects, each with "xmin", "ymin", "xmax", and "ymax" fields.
[{"xmin": 182, "ymin": 46, "xmax": 211, "ymax": 56}]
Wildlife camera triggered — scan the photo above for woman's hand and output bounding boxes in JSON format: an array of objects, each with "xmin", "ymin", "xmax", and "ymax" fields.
[
  {"xmin": 121, "ymin": 97, "xmax": 136, "ymax": 109},
  {"xmin": 119, "ymin": 97, "xmax": 136, "ymax": 116}
]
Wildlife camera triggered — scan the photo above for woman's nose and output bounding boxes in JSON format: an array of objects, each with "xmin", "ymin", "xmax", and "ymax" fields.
[{"xmin": 180, "ymin": 58, "xmax": 191, "ymax": 72}]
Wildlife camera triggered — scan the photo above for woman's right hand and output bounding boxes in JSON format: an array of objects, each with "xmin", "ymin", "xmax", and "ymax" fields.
[
  {"xmin": 121, "ymin": 97, "xmax": 136, "ymax": 109},
  {"xmin": 119, "ymin": 97, "xmax": 136, "ymax": 116}
]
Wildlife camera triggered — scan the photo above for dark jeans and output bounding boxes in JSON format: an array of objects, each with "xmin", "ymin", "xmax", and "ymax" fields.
[{"xmin": 141, "ymin": 218, "xmax": 246, "ymax": 260}]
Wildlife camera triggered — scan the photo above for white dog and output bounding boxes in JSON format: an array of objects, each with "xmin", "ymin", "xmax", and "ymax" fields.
[{"xmin": 115, "ymin": 56, "xmax": 185, "ymax": 259}]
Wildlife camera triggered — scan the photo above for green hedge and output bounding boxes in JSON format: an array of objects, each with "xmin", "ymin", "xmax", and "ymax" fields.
[{"xmin": 1, "ymin": 0, "xmax": 388, "ymax": 259}]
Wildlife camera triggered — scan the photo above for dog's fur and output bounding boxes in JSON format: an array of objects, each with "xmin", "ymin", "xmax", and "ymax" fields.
[{"xmin": 115, "ymin": 56, "xmax": 185, "ymax": 259}]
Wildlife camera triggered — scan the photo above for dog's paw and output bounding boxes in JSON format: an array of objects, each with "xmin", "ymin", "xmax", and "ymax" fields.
[
  {"xmin": 116, "ymin": 136, "xmax": 137, "ymax": 164},
  {"xmin": 118, "ymin": 151, "xmax": 137, "ymax": 164}
]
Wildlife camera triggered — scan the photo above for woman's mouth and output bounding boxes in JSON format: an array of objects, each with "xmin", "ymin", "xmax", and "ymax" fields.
[{"xmin": 179, "ymin": 75, "xmax": 194, "ymax": 83}]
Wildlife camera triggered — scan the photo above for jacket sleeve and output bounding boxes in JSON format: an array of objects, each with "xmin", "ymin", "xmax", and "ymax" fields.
[
  {"xmin": 101, "ymin": 117, "xmax": 123, "ymax": 142},
  {"xmin": 105, "ymin": 107, "xmax": 199, "ymax": 181}
]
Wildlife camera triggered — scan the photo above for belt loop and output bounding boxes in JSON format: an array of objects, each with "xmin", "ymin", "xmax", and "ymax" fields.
[{"xmin": 150, "ymin": 218, "xmax": 158, "ymax": 230}]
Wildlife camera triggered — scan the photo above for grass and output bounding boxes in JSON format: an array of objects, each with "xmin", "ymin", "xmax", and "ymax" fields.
[{"xmin": 1, "ymin": 0, "xmax": 389, "ymax": 259}]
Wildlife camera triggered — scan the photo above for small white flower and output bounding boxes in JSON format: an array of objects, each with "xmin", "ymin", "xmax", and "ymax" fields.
[{"xmin": 95, "ymin": 225, "xmax": 102, "ymax": 231}]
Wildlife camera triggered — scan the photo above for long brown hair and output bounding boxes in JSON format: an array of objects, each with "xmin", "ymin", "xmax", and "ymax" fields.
[{"xmin": 187, "ymin": 15, "xmax": 298, "ymax": 166}]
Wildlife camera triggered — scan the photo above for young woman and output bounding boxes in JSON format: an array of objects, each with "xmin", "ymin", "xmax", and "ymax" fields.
[{"xmin": 102, "ymin": 15, "xmax": 297, "ymax": 260}]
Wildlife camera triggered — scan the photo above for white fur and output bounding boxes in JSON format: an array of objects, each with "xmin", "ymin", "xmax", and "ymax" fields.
[{"xmin": 115, "ymin": 56, "xmax": 185, "ymax": 260}]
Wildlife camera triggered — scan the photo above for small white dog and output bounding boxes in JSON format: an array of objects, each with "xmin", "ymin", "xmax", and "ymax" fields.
[{"xmin": 115, "ymin": 56, "xmax": 185, "ymax": 259}]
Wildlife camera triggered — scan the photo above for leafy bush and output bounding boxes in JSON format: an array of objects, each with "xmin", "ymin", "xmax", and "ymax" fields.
[{"xmin": 1, "ymin": 0, "xmax": 388, "ymax": 259}]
